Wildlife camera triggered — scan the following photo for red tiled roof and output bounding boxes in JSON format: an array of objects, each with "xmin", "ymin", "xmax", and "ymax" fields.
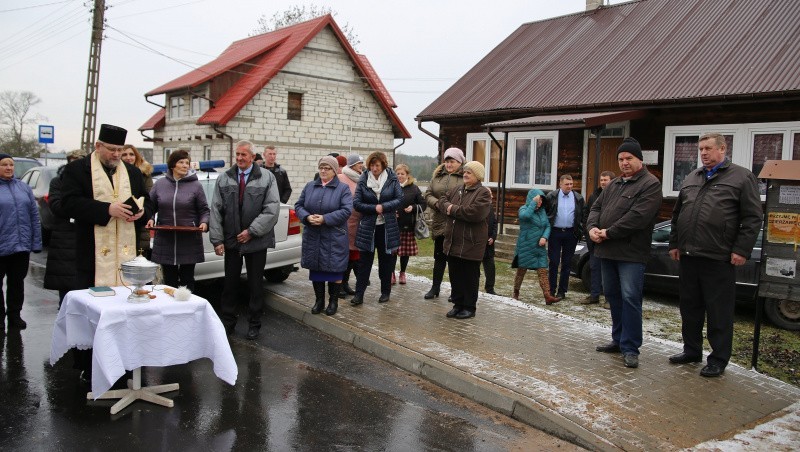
[
  {"xmin": 139, "ymin": 108, "xmax": 165, "ymax": 131},
  {"xmin": 143, "ymin": 15, "xmax": 410, "ymax": 138},
  {"xmin": 418, "ymin": 0, "xmax": 800, "ymax": 120}
]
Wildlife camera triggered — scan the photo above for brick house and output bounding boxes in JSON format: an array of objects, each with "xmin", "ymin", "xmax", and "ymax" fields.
[
  {"xmin": 139, "ymin": 15, "xmax": 410, "ymax": 204},
  {"xmin": 416, "ymin": 0, "xmax": 800, "ymax": 222}
]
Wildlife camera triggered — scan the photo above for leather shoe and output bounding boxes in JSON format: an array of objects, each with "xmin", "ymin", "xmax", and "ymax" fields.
[
  {"xmin": 378, "ymin": 294, "xmax": 390, "ymax": 303},
  {"xmin": 445, "ymin": 306, "xmax": 461, "ymax": 318},
  {"xmin": 596, "ymin": 342, "xmax": 621, "ymax": 353},
  {"xmin": 556, "ymin": 292, "xmax": 566, "ymax": 299},
  {"xmin": 423, "ymin": 288, "xmax": 439, "ymax": 300},
  {"xmin": 668, "ymin": 352, "xmax": 702, "ymax": 365},
  {"xmin": 580, "ymin": 295, "xmax": 600, "ymax": 305},
  {"xmin": 700, "ymin": 363, "xmax": 725, "ymax": 377},
  {"xmin": 246, "ymin": 326, "xmax": 260, "ymax": 340},
  {"xmin": 350, "ymin": 294, "xmax": 364, "ymax": 305},
  {"xmin": 341, "ymin": 283, "xmax": 356, "ymax": 296},
  {"xmin": 454, "ymin": 310, "xmax": 475, "ymax": 319},
  {"xmin": 623, "ymin": 353, "xmax": 639, "ymax": 368},
  {"xmin": 486, "ymin": 289, "xmax": 497, "ymax": 295}
]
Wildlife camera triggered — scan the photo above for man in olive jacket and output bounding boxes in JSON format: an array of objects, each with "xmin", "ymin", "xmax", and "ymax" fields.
[
  {"xmin": 210, "ymin": 140, "xmax": 280, "ymax": 340},
  {"xmin": 587, "ymin": 137, "xmax": 662, "ymax": 369},
  {"xmin": 667, "ymin": 133, "xmax": 761, "ymax": 378}
]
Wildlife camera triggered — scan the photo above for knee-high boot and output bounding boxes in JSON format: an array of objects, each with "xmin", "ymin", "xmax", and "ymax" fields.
[
  {"xmin": 513, "ymin": 268, "xmax": 526, "ymax": 300},
  {"xmin": 537, "ymin": 268, "xmax": 561, "ymax": 305},
  {"xmin": 312, "ymin": 282, "xmax": 326, "ymax": 314},
  {"xmin": 326, "ymin": 282, "xmax": 340, "ymax": 316}
]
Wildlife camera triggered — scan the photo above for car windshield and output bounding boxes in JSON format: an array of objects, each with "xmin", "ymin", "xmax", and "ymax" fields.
[
  {"xmin": 14, "ymin": 160, "xmax": 41, "ymax": 178},
  {"xmin": 651, "ymin": 223, "xmax": 764, "ymax": 247}
]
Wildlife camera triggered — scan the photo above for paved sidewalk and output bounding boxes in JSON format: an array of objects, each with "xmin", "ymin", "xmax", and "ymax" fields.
[{"xmin": 266, "ymin": 270, "xmax": 800, "ymax": 451}]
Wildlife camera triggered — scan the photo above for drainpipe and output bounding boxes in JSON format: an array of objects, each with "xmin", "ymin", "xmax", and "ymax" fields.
[
  {"xmin": 213, "ymin": 125, "xmax": 234, "ymax": 166},
  {"xmin": 488, "ymin": 130, "xmax": 508, "ymax": 234},
  {"xmin": 417, "ymin": 119, "xmax": 445, "ymax": 161},
  {"xmin": 144, "ymin": 94, "xmax": 164, "ymax": 109},
  {"xmin": 592, "ymin": 126, "xmax": 603, "ymax": 197},
  {"xmin": 393, "ymin": 138, "xmax": 406, "ymax": 151}
]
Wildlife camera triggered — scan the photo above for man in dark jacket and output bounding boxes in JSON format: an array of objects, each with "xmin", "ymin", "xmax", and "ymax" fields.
[
  {"xmin": 210, "ymin": 140, "xmax": 280, "ymax": 340},
  {"xmin": 587, "ymin": 137, "xmax": 662, "ymax": 369},
  {"xmin": 545, "ymin": 174, "xmax": 585, "ymax": 298},
  {"xmin": 667, "ymin": 133, "xmax": 761, "ymax": 378},
  {"xmin": 581, "ymin": 170, "xmax": 615, "ymax": 306},
  {"xmin": 263, "ymin": 145, "xmax": 292, "ymax": 203}
]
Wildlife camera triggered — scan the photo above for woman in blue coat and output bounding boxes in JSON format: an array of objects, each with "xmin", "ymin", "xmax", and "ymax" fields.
[
  {"xmin": 351, "ymin": 152, "xmax": 402, "ymax": 305},
  {"xmin": 0, "ymin": 154, "xmax": 42, "ymax": 329},
  {"xmin": 512, "ymin": 189, "xmax": 560, "ymax": 305},
  {"xmin": 295, "ymin": 156, "xmax": 352, "ymax": 315}
]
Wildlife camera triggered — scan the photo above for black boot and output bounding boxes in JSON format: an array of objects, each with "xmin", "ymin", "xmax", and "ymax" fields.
[
  {"xmin": 424, "ymin": 286, "xmax": 440, "ymax": 300},
  {"xmin": 425, "ymin": 258, "xmax": 446, "ymax": 299},
  {"xmin": 339, "ymin": 261, "xmax": 356, "ymax": 297},
  {"xmin": 326, "ymin": 283, "xmax": 340, "ymax": 316},
  {"xmin": 311, "ymin": 282, "xmax": 326, "ymax": 314}
]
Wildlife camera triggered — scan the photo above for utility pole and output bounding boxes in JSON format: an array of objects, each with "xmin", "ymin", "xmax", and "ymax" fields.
[{"xmin": 80, "ymin": 0, "xmax": 106, "ymax": 152}]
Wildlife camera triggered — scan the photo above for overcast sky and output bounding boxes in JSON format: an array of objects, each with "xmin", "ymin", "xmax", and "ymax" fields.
[{"xmin": 0, "ymin": 0, "xmax": 620, "ymax": 157}]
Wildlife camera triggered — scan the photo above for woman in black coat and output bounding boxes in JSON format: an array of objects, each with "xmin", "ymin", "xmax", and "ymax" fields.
[
  {"xmin": 392, "ymin": 164, "xmax": 425, "ymax": 285},
  {"xmin": 44, "ymin": 163, "xmax": 79, "ymax": 306}
]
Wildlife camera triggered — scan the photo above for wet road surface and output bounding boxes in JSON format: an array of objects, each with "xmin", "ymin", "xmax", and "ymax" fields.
[{"xmin": 0, "ymin": 253, "xmax": 578, "ymax": 451}]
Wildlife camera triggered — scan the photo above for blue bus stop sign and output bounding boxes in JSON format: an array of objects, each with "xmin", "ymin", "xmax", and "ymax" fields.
[{"xmin": 38, "ymin": 125, "xmax": 54, "ymax": 144}]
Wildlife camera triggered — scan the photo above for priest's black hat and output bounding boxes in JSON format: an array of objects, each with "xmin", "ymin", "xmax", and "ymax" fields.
[{"xmin": 98, "ymin": 124, "xmax": 127, "ymax": 145}]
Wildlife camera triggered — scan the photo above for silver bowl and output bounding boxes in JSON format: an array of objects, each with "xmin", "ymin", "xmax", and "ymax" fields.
[{"xmin": 120, "ymin": 256, "xmax": 159, "ymax": 303}]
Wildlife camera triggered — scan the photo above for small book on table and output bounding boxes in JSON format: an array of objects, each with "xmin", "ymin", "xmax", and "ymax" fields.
[{"xmin": 88, "ymin": 286, "xmax": 116, "ymax": 297}]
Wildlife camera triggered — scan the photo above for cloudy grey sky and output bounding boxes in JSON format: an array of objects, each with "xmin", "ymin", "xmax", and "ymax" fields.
[{"xmin": 0, "ymin": 0, "xmax": 619, "ymax": 156}]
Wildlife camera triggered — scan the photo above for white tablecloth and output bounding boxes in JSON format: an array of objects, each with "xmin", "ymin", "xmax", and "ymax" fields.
[{"xmin": 50, "ymin": 287, "xmax": 238, "ymax": 398}]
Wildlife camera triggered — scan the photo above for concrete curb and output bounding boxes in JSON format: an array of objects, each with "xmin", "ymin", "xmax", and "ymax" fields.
[{"xmin": 266, "ymin": 292, "xmax": 619, "ymax": 451}]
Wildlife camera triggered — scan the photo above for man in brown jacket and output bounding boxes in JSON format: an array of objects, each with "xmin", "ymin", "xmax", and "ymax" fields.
[{"xmin": 587, "ymin": 137, "xmax": 662, "ymax": 369}]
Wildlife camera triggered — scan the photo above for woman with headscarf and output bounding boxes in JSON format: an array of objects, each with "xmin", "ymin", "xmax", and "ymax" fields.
[
  {"xmin": 437, "ymin": 161, "xmax": 491, "ymax": 319},
  {"xmin": 423, "ymin": 148, "xmax": 465, "ymax": 299},
  {"xmin": 512, "ymin": 189, "xmax": 561, "ymax": 305},
  {"xmin": 0, "ymin": 153, "xmax": 42, "ymax": 329},
  {"xmin": 351, "ymin": 152, "xmax": 402, "ymax": 305},
  {"xmin": 337, "ymin": 153, "xmax": 364, "ymax": 297},
  {"xmin": 295, "ymin": 155, "xmax": 352, "ymax": 315},
  {"xmin": 146, "ymin": 150, "xmax": 210, "ymax": 291},
  {"xmin": 393, "ymin": 163, "xmax": 425, "ymax": 285},
  {"xmin": 121, "ymin": 144, "xmax": 154, "ymax": 258}
]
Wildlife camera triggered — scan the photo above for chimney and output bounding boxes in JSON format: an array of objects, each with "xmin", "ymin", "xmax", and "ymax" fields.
[{"xmin": 587, "ymin": 0, "xmax": 604, "ymax": 10}]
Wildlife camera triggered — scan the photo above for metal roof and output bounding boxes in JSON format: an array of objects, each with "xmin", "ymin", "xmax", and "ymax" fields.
[
  {"xmin": 483, "ymin": 110, "xmax": 643, "ymax": 131},
  {"xmin": 418, "ymin": 0, "xmax": 800, "ymax": 121},
  {"xmin": 142, "ymin": 15, "xmax": 410, "ymax": 138}
]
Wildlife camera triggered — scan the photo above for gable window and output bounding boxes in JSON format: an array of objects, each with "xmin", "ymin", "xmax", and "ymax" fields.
[
  {"xmin": 203, "ymin": 145, "xmax": 212, "ymax": 161},
  {"xmin": 466, "ymin": 133, "xmax": 503, "ymax": 186},
  {"xmin": 287, "ymin": 92, "xmax": 302, "ymax": 120},
  {"xmin": 508, "ymin": 132, "xmax": 558, "ymax": 189},
  {"xmin": 191, "ymin": 96, "xmax": 209, "ymax": 117},
  {"xmin": 170, "ymin": 97, "xmax": 184, "ymax": 119},
  {"xmin": 663, "ymin": 121, "xmax": 800, "ymax": 198},
  {"xmin": 163, "ymin": 148, "xmax": 173, "ymax": 163}
]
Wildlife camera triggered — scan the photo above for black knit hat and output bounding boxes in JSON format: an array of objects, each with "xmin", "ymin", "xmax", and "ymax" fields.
[
  {"xmin": 617, "ymin": 137, "xmax": 643, "ymax": 161},
  {"xmin": 0, "ymin": 153, "xmax": 12, "ymax": 162},
  {"xmin": 98, "ymin": 124, "xmax": 127, "ymax": 146}
]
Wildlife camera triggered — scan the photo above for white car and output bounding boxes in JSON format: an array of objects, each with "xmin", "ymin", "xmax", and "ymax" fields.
[{"xmin": 150, "ymin": 163, "xmax": 301, "ymax": 283}]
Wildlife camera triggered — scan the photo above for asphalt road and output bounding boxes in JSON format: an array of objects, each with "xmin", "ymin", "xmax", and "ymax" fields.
[{"xmin": 0, "ymin": 250, "xmax": 578, "ymax": 451}]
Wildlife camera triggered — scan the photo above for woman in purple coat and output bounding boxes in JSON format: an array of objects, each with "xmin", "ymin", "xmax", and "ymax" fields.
[
  {"xmin": 294, "ymin": 156, "xmax": 352, "ymax": 316},
  {"xmin": 146, "ymin": 150, "xmax": 210, "ymax": 291}
]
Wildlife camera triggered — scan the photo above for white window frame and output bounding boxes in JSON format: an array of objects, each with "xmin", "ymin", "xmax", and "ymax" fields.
[
  {"xmin": 203, "ymin": 145, "xmax": 212, "ymax": 162},
  {"xmin": 466, "ymin": 133, "xmax": 503, "ymax": 187},
  {"xmin": 170, "ymin": 97, "xmax": 184, "ymax": 119},
  {"xmin": 663, "ymin": 121, "xmax": 800, "ymax": 198},
  {"xmin": 191, "ymin": 96, "xmax": 209, "ymax": 117},
  {"xmin": 163, "ymin": 148, "xmax": 173, "ymax": 164},
  {"xmin": 507, "ymin": 131, "xmax": 559, "ymax": 189}
]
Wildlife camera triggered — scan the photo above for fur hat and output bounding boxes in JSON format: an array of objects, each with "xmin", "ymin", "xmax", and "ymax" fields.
[
  {"xmin": 318, "ymin": 155, "xmax": 339, "ymax": 173},
  {"xmin": 347, "ymin": 153, "xmax": 364, "ymax": 167},
  {"xmin": 617, "ymin": 137, "xmax": 643, "ymax": 161},
  {"xmin": 97, "ymin": 124, "xmax": 127, "ymax": 145},
  {"xmin": 443, "ymin": 147, "xmax": 465, "ymax": 164},
  {"xmin": 463, "ymin": 160, "xmax": 485, "ymax": 182}
]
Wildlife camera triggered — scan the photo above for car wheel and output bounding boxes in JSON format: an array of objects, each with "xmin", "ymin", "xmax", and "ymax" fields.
[
  {"xmin": 764, "ymin": 298, "xmax": 800, "ymax": 331},
  {"xmin": 580, "ymin": 259, "xmax": 591, "ymax": 291},
  {"xmin": 264, "ymin": 265, "xmax": 294, "ymax": 283}
]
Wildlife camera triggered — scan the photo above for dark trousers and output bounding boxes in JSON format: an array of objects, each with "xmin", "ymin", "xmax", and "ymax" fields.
[
  {"xmin": 482, "ymin": 245, "xmax": 496, "ymax": 291},
  {"xmin": 431, "ymin": 235, "xmax": 447, "ymax": 287},
  {"xmin": 548, "ymin": 228, "xmax": 578, "ymax": 294},
  {"xmin": 448, "ymin": 256, "xmax": 481, "ymax": 311},
  {"xmin": 162, "ymin": 263, "xmax": 197, "ymax": 292},
  {"xmin": 679, "ymin": 256, "xmax": 736, "ymax": 367},
  {"xmin": 0, "ymin": 252, "xmax": 30, "ymax": 319},
  {"xmin": 587, "ymin": 241, "xmax": 603, "ymax": 297},
  {"xmin": 221, "ymin": 249, "xmax": 267, "ymax": 330},
  {"xmin": 356, "ymin": 225, "xmax": 394, "ymax": 296}
]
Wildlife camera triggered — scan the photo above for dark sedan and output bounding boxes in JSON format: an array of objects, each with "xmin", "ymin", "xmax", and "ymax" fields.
[
  {"xmin": 570, "ymin": 221, "xmax": 799, "ymax": 331},
  {"xmin": 20, "ymin": 166, "xmax": 59, "ymax": 245}
]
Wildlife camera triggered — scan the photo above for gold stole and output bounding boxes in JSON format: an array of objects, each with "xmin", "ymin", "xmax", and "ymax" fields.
[{"xmin": 90, "ymin": 152, "xmax": 139, "ymax": 286}]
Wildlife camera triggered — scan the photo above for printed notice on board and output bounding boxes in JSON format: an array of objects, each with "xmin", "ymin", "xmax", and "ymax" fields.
[
  {"xmin": 765, "ymin": 257, "xmax": 797, "ymax": 279},
  {"xmin": 779, "ymin": 185, "xmax": 800, "ymax": 205},
  {"xmin": 767, "ymin": 212, "xmax": 800, "ymax": 244}
]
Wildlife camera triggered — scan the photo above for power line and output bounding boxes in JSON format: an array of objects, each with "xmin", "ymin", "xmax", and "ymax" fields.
[
  {"xmin": 0, "ymin": 2, "xmax": 87, "ymax": 56},
  {"xmin": 0, "ymin": 0, "xmax": 73, "ymax": 13},
  {"xmin": 111, "ymin": 0, "xmax": 208, "ymax": 19},
  {"xmin": 0, "ymin": 11, "xmax": 87, "ymax": 60},
  {"xmin": 0, "ymin": 28, "xmax": 85, "ymax": 72}
]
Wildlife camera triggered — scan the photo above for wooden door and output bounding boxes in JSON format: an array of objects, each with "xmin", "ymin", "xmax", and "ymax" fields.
[{"xmin": 585, "ymin": 137, "xmax": 623, "ymax": 199}]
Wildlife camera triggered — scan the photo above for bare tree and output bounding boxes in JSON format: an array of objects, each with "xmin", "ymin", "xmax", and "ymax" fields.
[
  {"xmin": 251, "ymin": 4, "xmax": 360, "ymax": 49},
  {"xmin": 0, "ymin": 91, "xmax": 43, "ymax": 157}
]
